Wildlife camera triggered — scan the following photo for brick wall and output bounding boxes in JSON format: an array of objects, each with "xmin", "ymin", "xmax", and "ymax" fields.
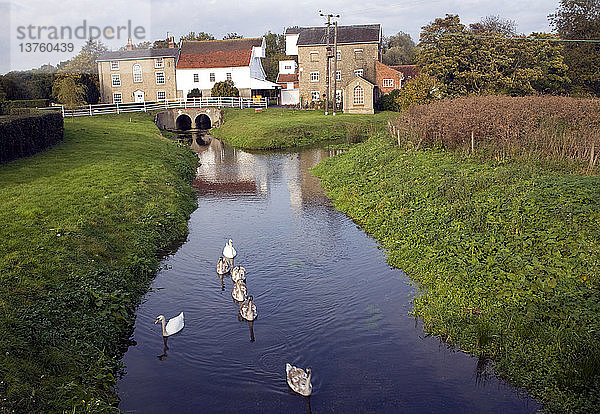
[{"xmin": 375, "ymin": 61, "xmax": 403, "ymax": 95}]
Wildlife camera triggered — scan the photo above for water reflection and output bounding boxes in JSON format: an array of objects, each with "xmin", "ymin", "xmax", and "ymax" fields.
[{"xmin": 157, "ymin": 337, "xmax": 169, "ymax": 361}]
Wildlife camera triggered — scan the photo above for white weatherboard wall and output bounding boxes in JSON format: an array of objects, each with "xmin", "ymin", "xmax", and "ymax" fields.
[{"xmin": 279, "ymin": 60, "xmax": 297, "ymax": 75}]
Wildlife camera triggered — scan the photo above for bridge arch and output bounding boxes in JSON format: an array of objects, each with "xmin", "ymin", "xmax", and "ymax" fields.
[
  {"xmin": 195, "ymin": 114, "xmax": 211, "ymax": 130},
  {"xmin": 176, "ymin": 114, "xmax": 192, "ymax": 130}
]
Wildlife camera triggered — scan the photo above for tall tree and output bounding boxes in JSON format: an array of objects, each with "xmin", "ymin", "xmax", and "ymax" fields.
[
  {"xmin": 181, "ymin": 32, "xmax": 215, "ymax": 41},
  {"xmin": 262, "ymin": 31, "xmax": 290, "ymax": 82},
  {"xmin": 550, "ymin": 0, "xmax": 600, "ymax": 96},
  {"xmin": 382, "ymin": 31, "xmax": 416, "ymax": 65},
  {"xmin": 469, "ymin": 15, "xmax": 517, "ymax": 36},
  {"xmin": 223, "ymin": 33, "xmax": 243, "ymax": 39}
]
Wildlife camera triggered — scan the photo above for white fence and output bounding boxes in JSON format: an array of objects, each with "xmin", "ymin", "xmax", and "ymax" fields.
[{"xmin": 38, "ymin": 97, "xmax": 268, "ymax": 118}]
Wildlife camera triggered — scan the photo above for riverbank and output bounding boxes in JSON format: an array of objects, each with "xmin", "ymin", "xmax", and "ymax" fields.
[
  {"xmin": 210, "ymin": 108, "xmax": 393, "ymax": 149},
  {"xmin": 312, "ymin": 133, "xmax": 600, "ymax": 413},
  {"xmin": 0, "ymin": 113, "xmax": 197, "ymax": 412}
]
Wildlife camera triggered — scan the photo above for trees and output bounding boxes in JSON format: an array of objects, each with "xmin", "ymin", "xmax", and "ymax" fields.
[
  {"xmin": 262, "ymin": 31, "xmax": 290, "ymax": 82},
  {"xmin": 52, "ymin": 76, "xmax": 86, "ymax": 106},
  {"xmin": 550, "ymin": 0, "xmax": 600, "ymax": 96},
  {"xmin": 181, "ymin": 32, "xmax": 215, "ymax": 41},
  {"xmin": 211, "ymin": 80, "xmax": 239, "ymax": 97},
  {"xmin": 223, "ymin": 33, "xmax": 243, "ymax": 39},
  {"xmin": 417, "ymin": 14, "xmax": 569, "ymax": 97},
  {"xmin": 382, "ymin": 31, "xmax": 416, "ymax": 65}
]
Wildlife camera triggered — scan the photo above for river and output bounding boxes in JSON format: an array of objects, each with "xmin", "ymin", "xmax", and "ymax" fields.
[{"xmin": 117, "ymin": 134, "xmax": 540, "ymax": 413}]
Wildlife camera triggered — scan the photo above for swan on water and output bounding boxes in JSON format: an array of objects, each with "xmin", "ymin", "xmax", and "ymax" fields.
[
  {"xmin": 239, "ymin": 295, "xmax": 257, "ymax": 321},
  {"xmin": 286, "ymin": 363, "xmax": 312, "ymax": 396},
  {"xmin": 231, "ymin": 266, "xmax": 246, "ymax": 282},
  {"xmin": 154, "ymin": 312, "xmax": 184, "ymax": 337},
  {"xmin": 232, "ymin": 279, "xmax": 247, "ymax": 302},
  {"xmin": 216, "ymin": 256, "xmax": 230, "ymax": 275},
  {"xmin": 223, "ymin": 239, "xmax": 237, "ymax": 265}
]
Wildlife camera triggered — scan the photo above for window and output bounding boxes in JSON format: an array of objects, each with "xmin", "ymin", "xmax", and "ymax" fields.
[
  {"xmin": 336, "ymin": 50, "xmax": 341, "ymax": 60},
  {"xmin": 311, "ymin": 91, "xmax": 320, "ymax": 101},
  {"xmin": 155, "ymin": 71, "xmax": 165, "ymax": 85},
  {"xmin": 157, "ymin": 90, "xmax": 166, "ymax": 101},
  {"xmin": 354, "ymin": 48, "xmax": 364, "ymax": 59},
  {"xmin": 113, "ymin": 92, "xmax": 122, "ymax": 103},
  {"xmin": 154, "ymin": 58, "xmax": 164, "ymax": 68},
  {"xmin": 383, "ymin": 78, "xmax": 394, "ymax": 88},
  {"xmin": 111, "ymin": 74, "xmax": 121, "ymax": 87},
  {"xmin": 193, "ymin": 73, "xmax": 199, "ymax": 83},
  {"xmin": 310, "ymin": 71, "xmax": 319, "ymax": 82},
  {"xmin": 335, "ymin": 70, "xmax": 341, "ymax": 81},
  {"xmin": 132, "ymin": 64, "xmax": 142, "ymax": 83},
  {"xmin": 284, "ymin": 65, "xmax": 292, "ymax": 70},
  {"xmin": 209, "ymin": 72, "xmax": 215, "ymax": 82},
  {"xmin": 310, "ymin": 51, "xmax": 319, "ymax": 62},
  {"xmin": 336, "ymin": 90, "xmax": 342, "ymax": 103},
  {"xmin": 354, "ymin": 69, "xmax": 363, "ymax": 78},
  {"xmin": 353, "ymin": 85, "xmax": 364, "ymax": 105},
  {"xmin": 226, "ymin": 72, "xmax": 232, "ymax": 81},
  {"xmin": 110, "ymin": 61, "xmax": 119, "ymax": 70}
]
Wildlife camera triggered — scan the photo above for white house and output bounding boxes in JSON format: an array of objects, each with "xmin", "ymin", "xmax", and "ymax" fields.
[
  {"xmin": 276, "ymin": 60, "xmax": 299, "ymax": 105},
  {"xmin": 176, "ymin": 38, "xmax": 279, "ymax": 98}
]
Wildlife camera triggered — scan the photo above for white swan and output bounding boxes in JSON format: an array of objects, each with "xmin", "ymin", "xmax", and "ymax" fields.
[
  {"xmin": 239, "ymin": 295, "xmax": 257, "ymax": 321},
  {"xmin": 216, "ymin": 256, "xmax": 230, "ymax": 275},
  {"xmin": 223, "ymin": 239, "xmax": 237, "ymax": 260},
  {"xmin": 231, "ymin": 266, "xmax": 246, "ymax": 282},
  {"xmin": 286, "ymin": 363, "xmax": 312, "ymax": 396},
  {"xmin": 232, "ymin": 279, "xmax": 247, "ymax": 302},
  {"xmin": 154, "ymin": 312, "xmax": 184, "ymax": 337}
]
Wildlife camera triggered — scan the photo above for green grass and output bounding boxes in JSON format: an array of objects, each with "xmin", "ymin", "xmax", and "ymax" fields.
[
  {"xmin": 0, "ymin": 112, "xmax": 197, "ymax": 412},
  {"xmin": 313, "ymin": 133, "xmax": 600, "ymax": 413},
  {"xmin": 210, "ymin": 108, "xmax": 394, "ymax": 149}
]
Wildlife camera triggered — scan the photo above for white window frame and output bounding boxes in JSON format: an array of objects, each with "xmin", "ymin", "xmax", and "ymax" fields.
[
  {"xmin": 310, "ymin": 71, "xmax": 319, "ymax": 82},
  {"xmin": 336, "ymin": 50, "xmax": 341, "ymax": 61},
  {"xmin": 193, "ymin": 73, "xmax": 199, "ymax": 83},
  {"xmin": 209, "ymin": 72, "xmax": 215, "ymax": 82},
  {"xmin": 111, "ymin": 74, "xmax": 121, "ymax": 87},
  {"xmin": 310, "ymin": 51, "xmax": 319, "ymax": 62},
  {"xmin": 336, "ymin": 89, "xmax": 342, "ymax": 103},
  {"xmin": 353, "ymin": 85, "xmax": 364, "ymax": 105},
  {"xmin": 354, "ymin": 48, "xmax": 364, "ymax": 59},
  {"xmin": 335, "ymin": 70, "xmax": 341, "ymax": 81},
  {"xmin": 226, "ymin": 72, "xmax": 232, "ymax": 81},
  {"xmin": 112, "ymin": 92, "xmax": 122, "ymax": 103},
  {"xmin": 132, "ymin": 64, "xmax": 142, "ymax": 83},
  {"xmin": 110, "ymin": 61, "xmax": 119, "ymax": 70},
  {"xmin": 311, "ymin": 91, "xmax": 320, "ymax": 101},
  {"xmin": 354, "ymin": 69, "xmax": 363, "ymax": 78},
  {"xmin": 155, "ymin": 71, "xmax": 165, "ymax": 85},
  {"xmin": 383, "ymin": 78, "xmax": 394, "ymax": 88},
  {"xmin": 154, "ymin": 58, "xmax": 164, "ymax": 69},
  {"xmin": 156, "ymin": 90, "xmax": 166, "ymax": 101}
]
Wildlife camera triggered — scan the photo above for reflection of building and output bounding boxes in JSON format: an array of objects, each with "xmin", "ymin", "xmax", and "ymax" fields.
[{"xmin": 97, "ymin": 41, "xmax": 178, "ymax": 104}]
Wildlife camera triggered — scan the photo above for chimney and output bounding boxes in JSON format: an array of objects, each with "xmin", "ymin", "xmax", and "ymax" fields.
[
  {"xmin": 126, "ymin": 38, "xmax": 133, "ymax": 51},
  {"xmin": 168, "ymin": 36, "xmax": 176, "ymax": 49}
]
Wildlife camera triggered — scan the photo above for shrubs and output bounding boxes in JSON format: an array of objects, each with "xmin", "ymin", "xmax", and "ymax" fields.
[
  {"xmin": 0, "ymin": 112, "xmax": 64, "ymax": 163},
  {"xmin": 211, "ymin": 80, "xmax": 239, "ymax": 97},
  {"xmin": 0, "ymin": 99, "xmax": 50, "ymax": 115},
  {"xmin": 390, "ymin": 95, "xmax": 600, "ymax": 167}
]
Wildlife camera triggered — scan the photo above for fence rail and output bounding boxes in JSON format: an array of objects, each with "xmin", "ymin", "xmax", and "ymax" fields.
[{"xmin": 38, "ymin": 97, "xmax": 268, "ymax": 118}]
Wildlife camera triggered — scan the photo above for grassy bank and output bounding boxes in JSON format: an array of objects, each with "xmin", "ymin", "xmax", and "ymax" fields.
[
  {"xmin": 210, "ymin": 108, "xmax": 393, "ymax": 149},
  {"xmin": 0, "ymin": 113, "xmax": 197, "ymax": 412},
  {"xmin": 313, "ymin": 133, "xmax": 600, "ymax": 412}
]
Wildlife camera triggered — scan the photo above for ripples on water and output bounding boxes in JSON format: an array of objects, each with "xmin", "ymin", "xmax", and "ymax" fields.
[{"xmin": 117, "ymin": 134, "xmax": 540, "ymax": 413}]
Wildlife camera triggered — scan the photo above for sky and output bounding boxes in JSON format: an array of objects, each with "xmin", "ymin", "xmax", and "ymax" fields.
[{"xmin": 1, "ymin": 0, "xmax": 561, "ymax": 73}]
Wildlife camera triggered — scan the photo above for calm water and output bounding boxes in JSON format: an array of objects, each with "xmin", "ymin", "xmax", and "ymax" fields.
[{"xmin": 117, "ymin": 135, "xmax": 540, "ymax": 413}]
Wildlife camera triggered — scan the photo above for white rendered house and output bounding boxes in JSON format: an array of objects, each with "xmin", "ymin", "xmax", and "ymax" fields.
[
  {"xmin": 276, "ymin": 59, "xmax": 299, "ymax": 105},
  {"xmin": 176, "ymin": 38, "xmax": 279, "ymax": 98}
]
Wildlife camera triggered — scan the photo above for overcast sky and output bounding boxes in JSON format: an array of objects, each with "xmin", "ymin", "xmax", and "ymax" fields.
[{"xmin": 2, "ymin": 0, "xmax": 560, "ymax": 73}]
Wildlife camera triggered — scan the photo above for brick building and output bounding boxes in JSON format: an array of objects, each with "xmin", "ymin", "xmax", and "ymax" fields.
[{"xmin": 97, "ymin": 45, "xmax": 178, "ymax": 104}]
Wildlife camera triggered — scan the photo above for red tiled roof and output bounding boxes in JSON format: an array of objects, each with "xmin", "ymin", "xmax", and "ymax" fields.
[
  {"xmin": 177, "ymin": 38, "xmax": 262, "ymax": 69},
  {"xmin": 276, "ymin": 73, "xmax": 299, "ymax": 83},
  {"xmin": 390, "ymin": 65, "xmax": 419, "ymax": 79}
]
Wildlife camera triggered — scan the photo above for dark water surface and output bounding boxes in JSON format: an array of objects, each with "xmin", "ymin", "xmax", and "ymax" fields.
[{"xmin": 117, "ymin": 136, "xmax": 540, "ymax": 413}]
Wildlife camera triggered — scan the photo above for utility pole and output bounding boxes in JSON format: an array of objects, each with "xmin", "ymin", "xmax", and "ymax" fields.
[
  {"xmin": 332, "ymin": 21, "xmax": 338, "ymax": 115},
  {"xmin": 319, "ymin": 11, "xmax": 339, "ymax": 115}
]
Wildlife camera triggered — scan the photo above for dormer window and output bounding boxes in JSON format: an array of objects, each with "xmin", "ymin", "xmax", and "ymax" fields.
[{"xmin": 154, "ymin": 58, "xmax": 164, "ymax": 69}]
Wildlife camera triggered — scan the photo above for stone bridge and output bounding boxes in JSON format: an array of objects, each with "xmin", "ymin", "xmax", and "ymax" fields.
[{"xmin": 154, "ymin": 107, "xmax": 224, "ymax": 131}]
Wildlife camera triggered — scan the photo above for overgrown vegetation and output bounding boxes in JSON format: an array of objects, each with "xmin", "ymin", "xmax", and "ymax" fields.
[
  {"xmin": 389, "ymin": 96, "xmax": 600, "ymax": 168},
  {"xmin": 211, "ymin": 108, "xmax": 393, "ymax": 149},
  {"xmin": 0, "ymin": 111, "xmax": 63, "ymax": 163},
  {"xmin": 313, "ymin": 98, "xmax": 600, "ymax": 412},
  {"xmin": 0, "ymin": 112, "xmax": 197, "ymax": 412}
]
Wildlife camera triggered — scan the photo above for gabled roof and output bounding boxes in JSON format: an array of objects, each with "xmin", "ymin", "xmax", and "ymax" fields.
[
  {"xmin": 294, "ymin": 24, "xmax": 381, "ymax": 46},
  {"xmin": 390, "ymin": 65, "xmax": 419, "ymax": 79},
  {"xmin": 276, "ymin": 73, "xmax": 299, "ymax": 83},
  {"xmin": 97, "ymin": 48, "xmax": 178, "ymax": 62},
  {"xmin": 285, "ymin": 27, "xmax": 308, "ymax": 35},
  {"xmin": 177, "ymin": 38, "xmax": 263, "ymax": 69}
]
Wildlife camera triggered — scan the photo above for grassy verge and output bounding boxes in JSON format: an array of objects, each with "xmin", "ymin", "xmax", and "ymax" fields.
[
  {"xmin": 210, "ymin": 108, "xmax": 394, "ymax": 149},
  {"xmin": 0, "ymin": 112, "xmax": 197, "ymax": 412},
  {"xmin": 312, "ymin": 133, "xmax": 600, "ymax": 413}
]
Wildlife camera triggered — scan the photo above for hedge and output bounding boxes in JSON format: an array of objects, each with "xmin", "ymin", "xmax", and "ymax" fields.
[
  {"xmin": 0, "ymin": 112, "xmax": 64, "ymax": 164},
  {"xmin": 0, "ymin": 99, "xmax": 50, "ymax": 115}
]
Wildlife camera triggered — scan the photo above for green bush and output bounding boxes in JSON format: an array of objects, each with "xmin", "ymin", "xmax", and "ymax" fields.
[
  {"xmin": 211, "ymin": 80, "xmax": 239, "ymax": 97},
  {"xmin": 375, "ymin": 89, "xmax": 401, "ymax": 111},
  {"xmin": 0, "ymin": 112, "xmax": 63, "ymax": 163},
  {"xmin": 1, "ymin": 99, "xmax": 50, "ymax": 115}
]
